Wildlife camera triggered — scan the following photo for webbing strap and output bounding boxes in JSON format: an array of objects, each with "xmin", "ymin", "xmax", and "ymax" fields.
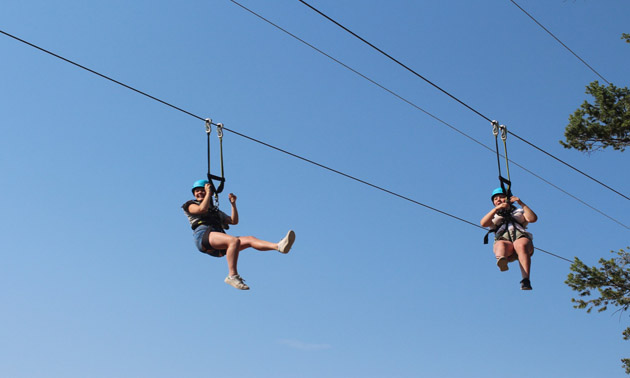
[
  {"xmin": 492, "ymin": 120, "xmax": 512, "ymax": 198},
  {"xmin": 217, "ymin": 123, "xmax": 225, "ymax": 183},
  {"xmin": 205, "ymin": 119, "xmax": 226, "ymax": 204},
  {"xmin": 483, "ymin": 210, "xmax": 517, "ymax": 244},
  {"xmin": 483, "ymin": 229, "xmax": 494, "ymax": 244},
  {"xmin": 486, "ymin": 120, "xmax": 514, "ymax": 244},
  {"xmin": 492, "ymin": 120, "xmax": 502, "ymax": 178},
  {"xmin": 500, "ymin": 124, "xmax": 511, "ymax": 197}
]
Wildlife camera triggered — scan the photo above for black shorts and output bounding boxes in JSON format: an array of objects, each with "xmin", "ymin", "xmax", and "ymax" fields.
[{"xmin": 193, "ymin": 225, "xmax": 227, "ymax": 257}]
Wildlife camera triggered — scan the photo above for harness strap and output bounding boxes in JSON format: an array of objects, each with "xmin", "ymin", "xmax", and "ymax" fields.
[
  {"xmin": 499, "ymin": 124, "xmax": 512, "ymax": 198},
  {"xmin": 492, "ymin": 120, "xmax": 502, "ymax": 178},
  {"xmin": 491, "ymin": 120, "xmax": 512, "ymax": 198},
  {"xmin": 486, "ymin": 121, "xmax": 517, "ymax": 244},
  {"xmin": 216, "ymin": 123, "xmax": 225, "ymax": 193},
  {"xmin": 483, "ymin": 209, "xmax": 523, "ymax": 244},
  {"xmin": 205, "ymin": 118, "xmax": 226, "ymax": 205},
  {"xmin": 483, "ymin": 229, "xmax": 494, "ymax": 244}
]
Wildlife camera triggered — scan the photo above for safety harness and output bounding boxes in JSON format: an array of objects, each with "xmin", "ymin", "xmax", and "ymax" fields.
[{"xmin": 483, "ymin": 206, "xmax": 527, "ymax": 244}]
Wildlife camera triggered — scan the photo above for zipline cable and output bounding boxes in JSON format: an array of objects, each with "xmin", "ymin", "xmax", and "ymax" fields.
[
  {"xmin": 506, "ymin": 131, "xmax": 630, "ymax": 202},
  {"xmin": 294, "ymin": 0, "xmax": 490, "ymax": 123},
  {"xmin": 508, "ymin": 0, "xmax": 610, "ymax": 85},
  {"xmin": 509, "ymin": 161, "xmax": 629, "ymax": 230},
  {"xmin": 293, "ymin": 0, "xmax": 629, "ymax": 201},
  {"xmin": 0, "ymin": 28, "xmax": 474, "ymax": 227},
  {"xmin": 227, "ymin": 1, "xmax": 629, "ymax": 230},
  {"xmin": 0, "ymin": 28, "xmax": 576, "ymax": 262},
  {"xmin": 0, "ymin": 31, "xmax": 205, "ymax": 122}
]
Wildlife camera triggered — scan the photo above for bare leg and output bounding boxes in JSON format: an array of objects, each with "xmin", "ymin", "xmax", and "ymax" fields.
[
  {"xmin": 237, "ymin": 236, "xmax": 278, "ymax": 252},
  {"xmin": 493, "ymin": 240, "xmax": 515, "ymax": 272},
  {"xmin": 493, "ymin": 240, "xmax": 515, "ymax": 260},
  {"xmin": 209, "ymin": 233, "xmax": 242, "ymax": 277},
  {"xmin": 513, "ymin": 238, "xmax": 533, "ymax": 279}
]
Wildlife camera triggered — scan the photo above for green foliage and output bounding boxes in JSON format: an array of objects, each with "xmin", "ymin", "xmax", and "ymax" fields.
[
  {"xmin": 566, "ymin": 248, "xmax": 630, "ymax": 312},
  {"xmin": 566, "ymin": 248, "xmax": 630, "ymax": 374},
  {"xmin": 564, "ymin": 31, "xmax": 630, "ymax": 375},
  {"xmin": 562, "ymin": 33, "xmax": 630, "ymax": 152},
  {"xmin": 561, "ymin": 81, "xmax": 630, "ymax": 152}
]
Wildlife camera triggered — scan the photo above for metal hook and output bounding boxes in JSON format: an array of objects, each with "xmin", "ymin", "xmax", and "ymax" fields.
[
  {"xmin": 491, "ymin": 120, "xmax": 499, "ymax": 136},
  {"xmin": 205, "ymin": 118, "xmax": 212, "ymax": 134},
  {"xmin": 500, "ymin": 124, "xmax": 508, "ymax": 141},
  {"xmin": 216, "ymin": 123, "xmax": 224, "ymax": 139}
]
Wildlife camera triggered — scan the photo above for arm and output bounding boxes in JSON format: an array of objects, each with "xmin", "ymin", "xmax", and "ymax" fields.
[
  {"xmin": 187, "ymin": 183, "xmax": 214, "ymax": 215},
  {"xmin": 226, "ymin": 193, "xmax": 239, "ymax": 225},
  {"xmin": 480, "ymin": 203, "xmax": 510, "ymax": 227},
  {"xmin": 511, "ymin": 196, "xmax": 538, "ymax": 223}
]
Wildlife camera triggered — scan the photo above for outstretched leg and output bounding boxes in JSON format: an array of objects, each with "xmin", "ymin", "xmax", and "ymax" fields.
[
  {"xmin": 238, "ymin": 231, "xmax": 295, "ymax": 254},
  {"xmin": 237, "ymin": 236, "xmax": 277, "ymax": 252}
]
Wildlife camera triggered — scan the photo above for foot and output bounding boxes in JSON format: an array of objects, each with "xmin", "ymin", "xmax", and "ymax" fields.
[
  {"xmin": 496, "ymin": 257, "xmax": 509, "ymax": 272},
  {"xmin": 277, "ymin": 230, "xmax": 296, "ymax": 254},
  {"xmin": 225, "ymin": 274, "xmax": 250, "ymax": 290},
  {"xmin": 520, "ymin": 278, "xmax": 532, "ymax": 291}
]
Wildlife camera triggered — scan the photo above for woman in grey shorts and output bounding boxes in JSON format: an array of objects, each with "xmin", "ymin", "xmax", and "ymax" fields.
[
  {"xmin": 183, "ymin": 180, "xmax": 295, "ymax": 290},
  {"xmin": 480, "ymin": 188, "xmax": 538, "ymax": 290}
]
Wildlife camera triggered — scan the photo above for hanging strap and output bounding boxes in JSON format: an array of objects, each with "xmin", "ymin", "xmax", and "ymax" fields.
[
  {"xmin": 483, "ymin": 228, "xmax": 494, "ymax": 245},
  {"xmin": 499, "ymin": 124, "xmax": 512, "ymax": 198},
  {"xmin": 485, "ymin": 120, "xmax": 515, "ymax": 244},
  {"xmin": 217, "ymin": 123, "xmax": 225, "ymax": 185},
  {"xmin": 205, "ymin": 119, "xmax": 226, "ymax": 201},
  {"xmin": 492, "ymin": 120, "xmax": 512, "ymax": 198}
]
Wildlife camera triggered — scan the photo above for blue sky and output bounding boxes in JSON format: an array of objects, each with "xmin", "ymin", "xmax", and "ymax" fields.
[{"xmin": 2, "ymin": 1, "xmax": 629, "ymax": 377}]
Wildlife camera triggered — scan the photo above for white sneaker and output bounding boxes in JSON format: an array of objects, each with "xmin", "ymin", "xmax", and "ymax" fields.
[
  {"xmin": 277, "ymin": 230, "xmax": 296, "ymax": 254},
  {"xmin": 224, "ymin": 275, "xmax": 250, "ymax": 290}
]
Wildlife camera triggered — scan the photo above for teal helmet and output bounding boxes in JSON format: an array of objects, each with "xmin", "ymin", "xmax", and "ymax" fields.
[
  {"xmin": 192, "ymin": 179, "xmax": 209, "ymax": 194},
  {"xmin": 491, "ymin": 187, "xmax": 506, "ymax": 201}
]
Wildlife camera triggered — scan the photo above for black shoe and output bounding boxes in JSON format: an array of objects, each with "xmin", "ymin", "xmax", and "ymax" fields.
[{"xmin": 520, "ymin": 278, "xmax": 532, "ymax": 290}]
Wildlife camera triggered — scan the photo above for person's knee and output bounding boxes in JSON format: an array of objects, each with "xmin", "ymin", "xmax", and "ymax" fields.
[
  {"xmin": 514, "ymin": 239, "xmax": 532, "ymax": 253},
  {"xmin": 230, "ymin": 237, "xmax": 241, "ymax": 249},
  {"xmin": 494, "ymin": 241, "xmax": 512, "ymax": 255},
  {"xmin": 240, "ymin": 236, "xmax": 257, "ymax": 247}
]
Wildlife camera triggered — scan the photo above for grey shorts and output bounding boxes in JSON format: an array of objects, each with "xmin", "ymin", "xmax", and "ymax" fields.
[
  {"xmin": 495, "ymin": 228, "xmax": 531, "ymax": 243},
  {"xmin": 193, "ymin": 225, "xmax": 226, "ymax": 258}
]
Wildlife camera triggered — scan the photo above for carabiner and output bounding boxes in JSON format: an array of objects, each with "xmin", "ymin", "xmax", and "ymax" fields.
[
  {"xmin": 205, "ymin": 118, "xmax": 212, "ymax": 135},
  {"xmin": 491, "ymin": 120, "xmax": 499, "ymax": 137},
  {"xmin": 216, "ymin": 123, "xmax": 224, "ymax": 139}
]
